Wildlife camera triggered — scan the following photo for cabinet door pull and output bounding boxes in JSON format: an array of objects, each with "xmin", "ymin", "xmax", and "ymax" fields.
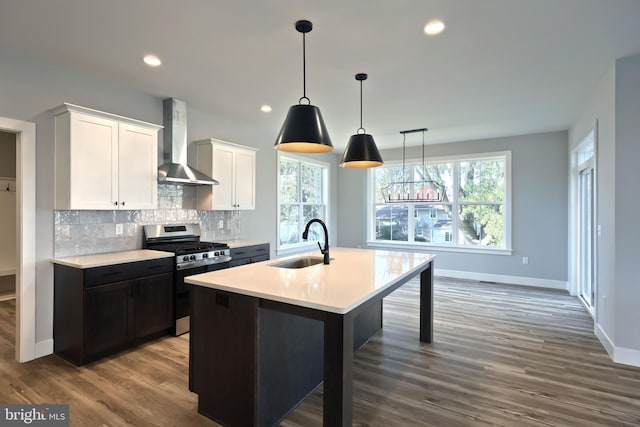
[
  {"xmin": 102, "ymin": 271, "xmax": 121, "ymax": 278},
  {"xmin": 121, "ymin": 201, "xmax": 126, "ymax": 206},
  {"xmin": 114, "ymin": 201, "xmax": 118, "ymax": 206}
]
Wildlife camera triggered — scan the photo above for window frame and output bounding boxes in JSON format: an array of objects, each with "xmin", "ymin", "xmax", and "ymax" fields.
[
  {"xmin": 276, "ymin": 152, "xmax": 330, "ymax": 256},
  {"xmin": 366, "ymin": 151, "xmax": 512, "ymax": 255}
]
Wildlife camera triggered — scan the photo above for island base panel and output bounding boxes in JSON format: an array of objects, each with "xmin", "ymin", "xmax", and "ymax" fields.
[
  {"xmin": 190, "ymin": 287, "xmax": 258, "ymax": 427},
  {"xmin": 323, "ymin": 312, "xmax": 354, "ymax": 427},
  {"xmin": 419, "ymin": 265, "xmax": 434, "ymax": 343},
  {"xmin": 258, "ymin": 308, "xmax": 324, "ymax": 426},
  {"xmin": 189, "ymin": 287, "xmax": 331, "ymax": 427},
  {"xmin": 353, "ymin": 299, "xmax": 382, "ymax": 351}
]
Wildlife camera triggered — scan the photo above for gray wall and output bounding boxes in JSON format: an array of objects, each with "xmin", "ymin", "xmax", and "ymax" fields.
[
  {"xmin": 0, "ymin": 131, "xmax": 16, "ymax": 178},
  {"xmin": 570, "ymin": 52, "xmax": 640, "ymax": 360},
  {"xmin": 338, "ymin": 131, "xmax": 569, "ymax": 282},
  {"xmin": 614, "ymin": 54, "xmax": 640, "ymax": 351}
]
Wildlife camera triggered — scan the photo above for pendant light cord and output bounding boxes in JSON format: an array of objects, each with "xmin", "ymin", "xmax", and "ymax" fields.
[
  {"xmin": 300, "ymin": 32, "xmax": 308, "ymax": 104},
  {"xmin": 358, "ymin": 79, "xmax": 365, "ymax": 133},
  {"xmin": 402, "ymin": 132, "xmax": 407, "ymax": 191},
  {"xmin": 422, "ymin": 129, "xmax": 426, "ymax": 176}
]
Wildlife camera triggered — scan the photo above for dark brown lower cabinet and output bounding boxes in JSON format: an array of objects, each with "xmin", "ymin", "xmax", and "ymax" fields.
[
  {"xmin": 134, "ymin": 273, "xmax": 173, "ymax": 338},
  {"xmin": 84, "ymin": 280, "xmax": 133, "ymax": 357},
  {"xmin": 54, "ymin": 258, "xmax": 174, "ymax": 366},
  {"xmin": 229, "ymin": 243, "xmax": 270, "ymax": 267}
]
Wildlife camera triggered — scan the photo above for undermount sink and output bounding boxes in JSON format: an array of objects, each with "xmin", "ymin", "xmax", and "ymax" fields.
[{"xmin": 270, "ymin": 256, "xmax": 328, "ymax": 269}]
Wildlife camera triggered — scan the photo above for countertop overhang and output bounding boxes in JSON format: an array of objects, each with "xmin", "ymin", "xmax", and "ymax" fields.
[
  {"xmin": 185, "ymin": 247, "xmax": 435, "ymax": 314},
  {"xmin": 51, "ymin": 249, "xmax": 174, "ymax": 269}
]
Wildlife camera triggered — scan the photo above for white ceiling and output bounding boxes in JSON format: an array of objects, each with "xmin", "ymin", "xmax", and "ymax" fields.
[{"xmin": 2, "ymin": 0, "xmax": 640, "ymax": 149}]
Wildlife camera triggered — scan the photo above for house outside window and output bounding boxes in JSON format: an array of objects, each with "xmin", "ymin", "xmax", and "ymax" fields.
[
  {"xmin": 369, "ymin": 151, "xmax": 511, "ymax": 253},
  {"xmin": 277, "ymin": 153, "xmax": 329, "ymax": 252}
]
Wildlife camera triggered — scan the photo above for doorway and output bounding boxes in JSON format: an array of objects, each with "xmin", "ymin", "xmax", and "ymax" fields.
[
  {"xmin": 578, "ymin": 162, "xmax": 594, "ymax": 311},
  {"xmin": 0, "ymin": 116, "xmax": 36, "ymax": 362},
  {"xmin": 0, "ymin": 132, "xmax": 17, "ymax": 299},
  {"xmin": 0, "ymin": 132, "xmax": 17, "ymax": 301},
  {"xmin": 574, "ymin": 128, "xmax": 596, "ymax": 317}
]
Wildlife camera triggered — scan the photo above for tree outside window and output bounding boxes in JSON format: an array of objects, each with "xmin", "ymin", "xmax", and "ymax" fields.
[{"xmin": 278, "ymin": 155, "xmax": 328, "ymax": 248}]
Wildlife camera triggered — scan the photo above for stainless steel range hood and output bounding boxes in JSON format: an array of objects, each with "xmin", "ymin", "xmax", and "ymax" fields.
[{"xmin": 158, "ymin": 98, "xmax": 219, "ymax": 185}]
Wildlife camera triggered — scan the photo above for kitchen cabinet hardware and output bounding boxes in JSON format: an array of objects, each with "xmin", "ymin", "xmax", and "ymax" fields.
[
  {"xmin": 188, "ymin": 139, "xmax": 257, "ymax": 211},
  {"xmin": 102, "ymin": 271, "xmax": 122, "ymax": 278}
]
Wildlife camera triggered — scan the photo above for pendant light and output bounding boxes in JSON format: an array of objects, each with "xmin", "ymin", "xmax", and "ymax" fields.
[
  {"xmin": 340, "ymin": 73, "xmax": 383, "ymax": 168},
  {"xmin": 274, "ymin": 20, "xmax": 333, "ymax": 153}
]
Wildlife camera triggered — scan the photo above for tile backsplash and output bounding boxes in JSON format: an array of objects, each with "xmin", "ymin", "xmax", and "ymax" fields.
[{"xmin": 54, "ymin": 184, "xmax": 241, "ymax": 257}]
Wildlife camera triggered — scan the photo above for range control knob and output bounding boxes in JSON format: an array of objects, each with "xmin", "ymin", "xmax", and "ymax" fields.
[
  {"xmin": 190, "ymin": 255, "xmax": 197, "ymax": 261},
  {"xmin": 182, "ymin": 256, "xmax": 189, "ymax": 262},
  {"xmin": 203, "ymin": 253, "xmax": 209, "ymax": 259},
  {"xmin": 214, "ymin": 251, "xmax": 219, "ymax": 257}
]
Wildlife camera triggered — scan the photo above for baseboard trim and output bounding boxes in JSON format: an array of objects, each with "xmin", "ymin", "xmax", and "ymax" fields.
[
  {"xmin": 35, "ymin": 339, "xmax": 53, "ymax": 359},
  {"xmin": 434, "ymin": 269, "xmax": 568, "ymax": 291},
  {"xmin": 613, "ymin": 346, "xmax": 640, "ymax": 367},
  {"xmin": 594, "ymin": 323, "xmax": 640, "ymax": 367},
  {"xmin": 595, "ymin": 323, "xmax": 615, "ymax": 359}
]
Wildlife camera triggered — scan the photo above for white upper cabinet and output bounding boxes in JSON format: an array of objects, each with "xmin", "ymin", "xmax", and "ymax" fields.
[
  {"xmin": 188, "ymin": 139, "xmax": 258, "ymax": 210},
  {"xmin": 53, "ymin": 103, "xmax": 161, "ymax": 210},
  {"xmin": 117, "ymin": 122, "xmax": 159, "ymax": 210}
]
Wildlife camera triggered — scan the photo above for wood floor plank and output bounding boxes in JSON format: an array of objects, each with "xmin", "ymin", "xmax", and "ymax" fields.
[{"xmin": 2, "ymin": 277, "xmax": 640, "ymax": 426}]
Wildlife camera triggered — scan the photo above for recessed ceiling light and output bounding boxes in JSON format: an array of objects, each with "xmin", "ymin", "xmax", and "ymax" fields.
[
  {"xmin": 261, "ymin": 105, "xmax": 272, "ymax": 113},
  {"xmin": 424, "ymin": 20, "xmax": 445, "ymax": 36},
  {"xmin": 143, "ymin": 54, "xmax": 162, "ymax": 67}
]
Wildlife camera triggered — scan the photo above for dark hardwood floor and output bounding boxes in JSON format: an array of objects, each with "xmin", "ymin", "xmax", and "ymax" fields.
[{"xmin": 2, "ymin": 277, "xmax": 640, "ymax": 426}]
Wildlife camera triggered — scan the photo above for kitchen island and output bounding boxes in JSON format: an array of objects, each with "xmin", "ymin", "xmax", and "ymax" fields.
[{"xmin": 186, "ymin": 247, "xmax": 435, "ymax": 427}]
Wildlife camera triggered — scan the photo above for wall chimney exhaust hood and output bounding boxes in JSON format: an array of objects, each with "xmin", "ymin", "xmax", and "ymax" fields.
[{"xmin": 158, "ymin": 98, "xmax": 219, "ymax": 185}]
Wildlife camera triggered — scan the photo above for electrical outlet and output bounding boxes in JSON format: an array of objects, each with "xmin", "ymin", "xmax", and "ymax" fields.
[
  {"xmin": 115, "ymin": 223, "xmax": 123, "ymax": 235},
  {"xmin": 218, "ymin": 219, "xmax": 224, "ymax": 229},
  {"xmin": 597, "ymin": 225, "xmax": 602, "ymax": 237},
  {"xmin": 522, "ymin": 256, "xmax": 529, "ymax": 265}
]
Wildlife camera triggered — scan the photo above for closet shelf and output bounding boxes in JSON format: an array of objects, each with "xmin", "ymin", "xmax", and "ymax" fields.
[
  {"xmin": 0, "ymin": 291, "xmax": 16, "ymax": 302},
  {"xmin": 0, "ymin": 268, "xmax": 16, "ymax": 277}
]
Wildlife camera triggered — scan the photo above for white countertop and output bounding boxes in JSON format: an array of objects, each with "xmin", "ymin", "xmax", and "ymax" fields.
[
  {"xmin": 219, "ymin": 239, "xmax": 269, "ymax": 249},
  {"xmin": 185, "ymin": 247, "xmax": 435, "ymax": 314},
  {"xmin": 52, "ymin": 249, "xmax": 173, "ymax": 269}
]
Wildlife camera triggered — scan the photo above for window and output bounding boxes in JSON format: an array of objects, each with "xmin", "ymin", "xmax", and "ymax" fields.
[
  {"xmin": 277, "ymin": 153, "xmax": 329, "ymax": 251},
  {"xmin": 369, "ymin": 152, "xmax": 511, "ymax": 252}
]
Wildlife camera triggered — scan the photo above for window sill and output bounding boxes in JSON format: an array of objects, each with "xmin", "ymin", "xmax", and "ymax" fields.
[{"xmin": 365, "ymin": 240, "xmax": 513, "ymax": 256}]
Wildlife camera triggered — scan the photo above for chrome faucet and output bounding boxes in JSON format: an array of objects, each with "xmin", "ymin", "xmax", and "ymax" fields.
[{"xmin": 302, "ymin": 218, "xmax": 330, "ymax": 264}]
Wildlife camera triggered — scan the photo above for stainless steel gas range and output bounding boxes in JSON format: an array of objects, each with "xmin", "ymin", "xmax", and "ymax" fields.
[{"xmin": 143, "ymin": 223, "xmax": 231, "ymax": 335}]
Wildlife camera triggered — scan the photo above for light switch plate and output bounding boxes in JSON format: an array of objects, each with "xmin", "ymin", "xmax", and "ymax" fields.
[
  {"xmin": 115, "ymin": 223, "xmax": 123, "ymax": 235},
  {"xmin": 218, "ymin": 220, "xmax": 224, "ymax": 229}
]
